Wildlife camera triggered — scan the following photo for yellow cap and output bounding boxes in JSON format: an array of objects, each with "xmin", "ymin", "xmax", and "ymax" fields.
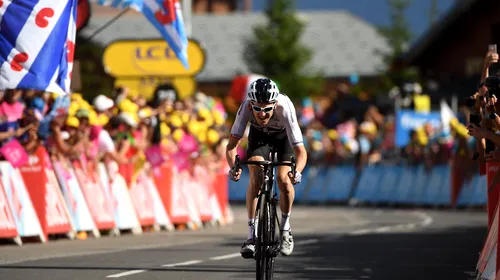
[
  {"xmin": 213, "ymin": 111, "xmax": 225, "ymax": 125},
  {"xmin": 197, "ymin": 131, "xmax": 207, "ymax": 143},
  {"xmin": 66, "ymin": 116, "xmax": 79, "ymax": 128},
  {"xmin": 169, "ymin": 115, "xmax": 183, "ymax": 128},
  {"xmin": 71, "ymin": 93, "xmax": 83, "ymax": 102},
  {"xmin": 181, "ymin": 112, "xmax": 190, "ymax": 124},
  {"xmin": 118, "ymin": 98, "xmax": 138, "ymax": 114},
  {"xmin": 327, "ymin": 129, "xmax": 338, "ymax": 140},
  {"xmin": 68, "ymin": 102, "xmax": 79, "ymax": 116},
  {"xmin": 160, "ymin": 122, "xmax": 171, "ymax": 136},
  {"xmin": 207, "ymin": 129, "xmax": 220, "ymax": 145},
  {"xmin": 198, "ymin": 108, "xmax": 210, "ymax": 119},
  {"xmin": 138, "ymin": 107, "xmax": 153, "ymax": 119},
  {"xmin": 88, "ymin": 110, "xmax": 99, "ymax": 126},
  {"xmin": 98, "ymin": 114, "xmax": 110, "ymax": 126},
  {"xmin": 173, "ymin": 129, "xmax": 184, "ymax": 143}
]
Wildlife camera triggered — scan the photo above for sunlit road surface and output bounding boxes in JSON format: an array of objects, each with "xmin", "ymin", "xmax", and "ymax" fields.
[{"xmin": 0, "ymin": 205, "xmax": 486, "ymax": 280}]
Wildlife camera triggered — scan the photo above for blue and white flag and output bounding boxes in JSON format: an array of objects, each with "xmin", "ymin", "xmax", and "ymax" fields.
[
  {"xmin": 95, "ymin": 0, "xmax": 189, "ymax": 69},
  {"xmin": 0, "ymin": 0, "xmax": 78, "ymax": 95},
  {"xmin": 96, "ymin": 0, "xmax": 143, "ymax": 10}
]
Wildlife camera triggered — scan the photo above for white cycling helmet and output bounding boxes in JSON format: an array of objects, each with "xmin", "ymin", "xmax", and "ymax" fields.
[{"xmin": 247, "ymin": 78, "xmax": 280, "ymax": 103}]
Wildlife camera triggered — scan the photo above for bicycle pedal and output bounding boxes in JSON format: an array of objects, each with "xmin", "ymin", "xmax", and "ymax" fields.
[{"xmin": 267, "ymin": 245, "xmax": 281, "ymax": 258}]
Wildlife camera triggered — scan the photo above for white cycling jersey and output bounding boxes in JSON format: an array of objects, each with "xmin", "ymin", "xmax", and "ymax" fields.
[{"xmin": 230, "ymin": 94, "xmax": 304, "ymax": 147}]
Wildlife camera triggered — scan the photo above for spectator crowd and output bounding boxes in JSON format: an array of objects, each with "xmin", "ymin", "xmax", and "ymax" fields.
[{"xmin": 0, "ymin": 85, "xmax": 231, "ymax": 182}]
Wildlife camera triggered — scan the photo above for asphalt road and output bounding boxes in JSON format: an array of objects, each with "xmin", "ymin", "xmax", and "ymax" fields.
[{"xmin": 0, "ymin": 205, "xmax": 488, "ymax": 280}]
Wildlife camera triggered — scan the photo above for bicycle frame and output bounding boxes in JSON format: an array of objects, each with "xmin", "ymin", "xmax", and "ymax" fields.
[{"xmin": 234, "ymin": 150, "xmax": 296, "ymax": 280}]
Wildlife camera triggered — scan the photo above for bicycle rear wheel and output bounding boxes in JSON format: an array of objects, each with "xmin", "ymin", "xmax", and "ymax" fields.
[{"xmin": 256, "ymin": 192, "xmax": 267, "ymax": 280}]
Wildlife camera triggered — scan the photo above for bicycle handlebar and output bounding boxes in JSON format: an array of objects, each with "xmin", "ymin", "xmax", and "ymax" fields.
[{"xmin": 233, "ymin": 155, "xmax": 297, "ymax": 180}]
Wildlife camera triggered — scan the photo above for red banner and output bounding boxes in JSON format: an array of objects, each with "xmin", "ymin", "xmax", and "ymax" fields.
[
  {"xmin": 478, "ymin": 204, "xmax": 499, "ymax": 274},
  {"xmin": 487, "ymin": 162, "xmax": 500, "ymax": 228},
  {"xmin": 19, "ymin": 147, "xmax": 72, "ymax": 239},
  {"xmin": 72, "ymin": 160, "xmax": 115, "ymax": 230},
  {"xmin": 0, "ymin": 180, "xmax": 18, "ymax": 238},
  {"xmin": 153, "ymin": 162, "xmax": 190, "ymax": 225},
  {"xmin": 129, "ymin": 174, "xmax": 156, "ymax": 226}
]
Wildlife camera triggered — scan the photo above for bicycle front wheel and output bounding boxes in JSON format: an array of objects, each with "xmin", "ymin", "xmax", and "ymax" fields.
[{"xmin": 256, "ymin": 192, "xmax": 267, "ymax": 280}]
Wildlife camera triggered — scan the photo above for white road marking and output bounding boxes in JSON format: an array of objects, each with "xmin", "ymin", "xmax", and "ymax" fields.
[
  {"xmin": 348, "ymin": 211, "xmax": 433, "ymax": 236},
  {"xmin": 106, "ymin": 270, "xmax": 146, "ymax": 278},
  {"xmin": 162, "ymin": 260, "xmax": 203, "ymax": 267},
  {"xmin": 209, "ymin": 253, "xmax": 241, "ymax": 261},
  {"xmin": 296, "ymin": 239, "xmax": 319, "ymax": 245},
  {"xmin": 304, "ymin": 267, "xmax": 354, "ymax": 271}
]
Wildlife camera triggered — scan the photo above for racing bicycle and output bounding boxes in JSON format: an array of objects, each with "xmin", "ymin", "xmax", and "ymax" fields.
[{"xmin": 234, "ymin": 148, "xmax": 296, "ymax": 280}]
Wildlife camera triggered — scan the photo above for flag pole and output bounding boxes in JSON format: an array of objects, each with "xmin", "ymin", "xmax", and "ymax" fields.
[
  {"xmin": 182, "ymin": 0, "xmax": 192, "ymax": 37},
  {"xmin": 81, "ymin": 8, "xmax": 130, "ymax": 45}
]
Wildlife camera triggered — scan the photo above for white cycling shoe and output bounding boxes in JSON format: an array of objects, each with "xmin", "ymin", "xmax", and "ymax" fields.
[{"xmin": 280, "ymin": 231, "xmax": 294, "ymax": 256}]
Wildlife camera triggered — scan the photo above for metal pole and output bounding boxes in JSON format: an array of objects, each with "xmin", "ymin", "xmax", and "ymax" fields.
[
  {"xmin": 182, "ymin": 0, "xmax": 192, "ymax": 37},
  {"xmin": 81, "ymin": 8, "xmax": 130, "ymax": 45}
]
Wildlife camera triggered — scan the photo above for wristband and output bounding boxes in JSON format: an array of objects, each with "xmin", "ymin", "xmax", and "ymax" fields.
[{"xmin": 489, "ymin": 113, "xmax": 498, "ymax": 120}]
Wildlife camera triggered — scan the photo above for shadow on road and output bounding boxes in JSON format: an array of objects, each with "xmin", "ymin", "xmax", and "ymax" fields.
[{"xmin": 0, "ymin": 225, "xmax": 487, "ymax": 280}]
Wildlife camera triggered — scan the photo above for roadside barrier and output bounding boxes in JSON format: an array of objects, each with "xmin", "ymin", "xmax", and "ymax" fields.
[
  {"xmin": 228, "ymin": 164, "xmax": 486, "ymax": 208},
  {"xmin": 0, "ymin": 147, "xmax": 233, "ymax": 245}
]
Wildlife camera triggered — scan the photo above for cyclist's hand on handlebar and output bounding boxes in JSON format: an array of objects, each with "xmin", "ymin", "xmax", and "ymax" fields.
[
  {"xmin": 229, "ymin": 167, "xmax": 242, "ymax": 182},
  {"xmin": 288, "ymin": 171, "xmax": 302, "ymax": 185}
]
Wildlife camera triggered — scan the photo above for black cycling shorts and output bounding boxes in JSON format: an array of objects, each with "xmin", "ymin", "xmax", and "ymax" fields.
[{"xmin": 246, "ymin": 126, "xmax": 294, "ymax": 162}]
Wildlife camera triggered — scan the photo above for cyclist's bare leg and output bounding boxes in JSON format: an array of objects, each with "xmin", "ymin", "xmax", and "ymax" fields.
[
  {"xmin": 276, "ymin": 164, "xmax": 295, "ymax": 255},
  {"xmin": 277, "ymin": 165, "xmax": 294, "ymax": 230},
  {"xmin": 246, "ymin": 156, "xmax": 265, "ymax": 237}
]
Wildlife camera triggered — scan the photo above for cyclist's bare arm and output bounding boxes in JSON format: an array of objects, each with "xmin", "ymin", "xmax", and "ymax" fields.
[
  {"xmin": 280, "ymin": 95, "xmax": 307, "ymax": 172},
  {"xmin": 292, "ymin": 144, "xmax": 307, "ymax": 173},
  {"xmin": 227, "ymin": 102, "xmax": 250, "ymax": 168},
  {"xmin": 226, "ymin": 135, "xmax": 242, "ymax": 169}
]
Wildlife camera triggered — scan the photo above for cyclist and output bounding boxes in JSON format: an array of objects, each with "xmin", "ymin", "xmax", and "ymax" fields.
[{"xmin": 225, "ymin": 78, "xmax": 307, "ymax": 258}]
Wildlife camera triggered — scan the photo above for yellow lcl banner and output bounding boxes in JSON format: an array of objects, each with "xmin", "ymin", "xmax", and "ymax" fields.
[{"xmin": 103, "ymin": 39, "xmax": 206, "ymax": 99}]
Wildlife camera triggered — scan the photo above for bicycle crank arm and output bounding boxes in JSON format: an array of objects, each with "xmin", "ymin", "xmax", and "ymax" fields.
[{"xmin": 267, "ymin": 243, "xmax": 281, "ymax": 258}]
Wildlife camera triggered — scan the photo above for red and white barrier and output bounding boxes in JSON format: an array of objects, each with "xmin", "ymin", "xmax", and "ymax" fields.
[
  {"xmin": 0, "ymin": 149, "xmax": 232, "ymax": 244},
  {"xmin": 0, "ymin": 161, "xmax": 45, "ymax": 242},
  {"xmin": 0, "ymin": 179, "xmax": 20, "ymax": 244},
  {"xmin": 476, "ymin": 163, "xmax": 500, "ymax": 279},
  {"xmin": 73, "ymin": 159, "xmax": 116, "ymax": 232},
  {"xmin": 53, "ymin": 159, "xmax": 99, "ymax": 237},
  {"xmin": 153, "ymin": 162, "xmax": 192, "ymax": 227},
  {"xmin": 99, "ymin": 162, "xmax": 142, "ymax": 234},
  {"xmin": 19, "ymin": 147, "xmax": 74, "ymax": 241}
]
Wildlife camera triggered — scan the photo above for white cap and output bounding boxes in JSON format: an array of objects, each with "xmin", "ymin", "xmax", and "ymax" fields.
[
  {"xmin": 93, "ymin": 95, "xmax": 114, "ymax": 112},
  {"xmin": 118, "ymin": 112, "xmax": 137, "ymax": 128}
]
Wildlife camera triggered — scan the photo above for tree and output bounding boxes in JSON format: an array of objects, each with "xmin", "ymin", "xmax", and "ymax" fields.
[
  {"xmin": 376, "ymin": 0, "xmax": 419, "ymax": 91},
  {"xmin": 243, "ymin": 0, "xmax": 323, "ymax": 101}
]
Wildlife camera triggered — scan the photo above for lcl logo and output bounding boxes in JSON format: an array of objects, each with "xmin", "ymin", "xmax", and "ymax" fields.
[{"xmin": 135, "ymin": 46, "xmax": 175, "ymax": 60}]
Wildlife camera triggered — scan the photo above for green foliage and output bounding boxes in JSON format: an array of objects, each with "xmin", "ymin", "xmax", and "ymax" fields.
[
  {"xmin": 243, "ymin": 0, "xmax": 324, "ymax": 102},
  {"xmin": 375, "ymin": 0, "xmax": 421, "ymax": 92}
]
